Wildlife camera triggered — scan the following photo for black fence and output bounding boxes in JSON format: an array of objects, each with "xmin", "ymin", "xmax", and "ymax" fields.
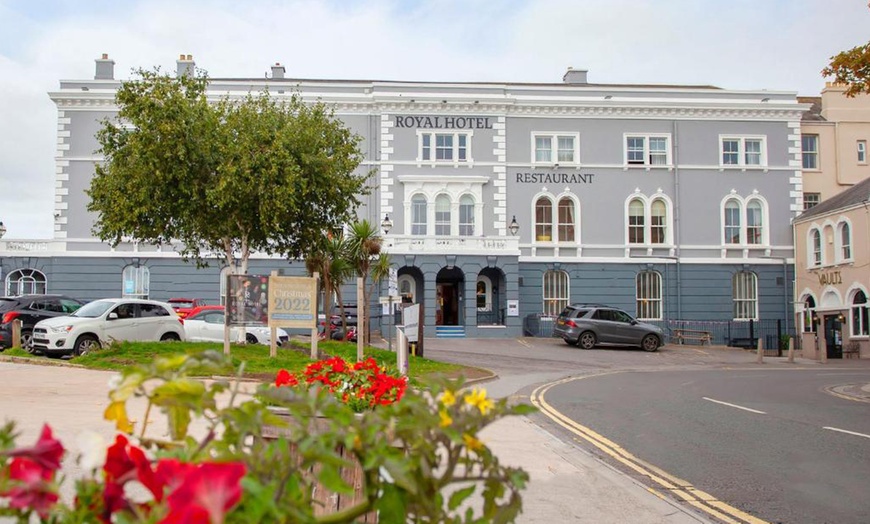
[{"xmin": 524, "ymin": 314, "xmax": 795, "ymax": 353}]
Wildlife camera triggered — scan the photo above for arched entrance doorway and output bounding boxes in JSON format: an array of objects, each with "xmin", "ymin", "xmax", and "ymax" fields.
[
  {"xmin": 436, "ymin": 267, "xmax": 464, "ymax": 326},
  {"xmin": 476, "ymin": 267, "xmax": 506, "ymax": 326}
]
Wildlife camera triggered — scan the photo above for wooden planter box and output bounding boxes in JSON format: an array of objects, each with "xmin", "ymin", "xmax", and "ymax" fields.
[{"xmin": 262, "ymin": 410, "xmax": 376, "ymax": 522}]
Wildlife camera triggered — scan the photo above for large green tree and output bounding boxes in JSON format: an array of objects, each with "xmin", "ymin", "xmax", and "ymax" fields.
[
  {"xmin": 821, "ymin": 3, "xmax": 870, "ymax": 96},
  {"xmin": 89, "ymin": 68, "xmax": 370, "ymax": 274}
]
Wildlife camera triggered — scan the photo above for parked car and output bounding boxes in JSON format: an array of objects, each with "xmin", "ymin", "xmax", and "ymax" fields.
[
  {"xmin": 167, "ymin": 298, "xmax": 209, "ymax": 319},
  {"xmin": 552, "ymin": 304, "xmax": 663, "ymax": 352},
  {"xmin": 183, "ymin": 305, "xmax": 289, "ymax": 346},
  {"xmin": 0, "ymin": 294, "xmax": 85, "ymax": 353},
  {"xmin": 31, "ymin": 298, "xmax": 185, "ymax": 357}
]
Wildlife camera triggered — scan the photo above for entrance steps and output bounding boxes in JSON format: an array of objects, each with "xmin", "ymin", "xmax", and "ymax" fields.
[{"xmin": 436, "ymin": 326, "xmax": 466, "ymax": 338}]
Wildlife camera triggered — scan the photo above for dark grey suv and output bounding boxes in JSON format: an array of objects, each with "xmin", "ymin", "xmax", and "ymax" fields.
[
  {"xmin": 553, "ymin": 304, "xmax": 663, "ymax": 352},
  {"xmin": 0, "ymin": 294, "xmax": 85, "ymax": 352}
]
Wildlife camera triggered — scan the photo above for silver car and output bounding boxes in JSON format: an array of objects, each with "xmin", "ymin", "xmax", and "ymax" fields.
[{"xmin": 553, "ymin": 304, "xmax": 663, "ymax": 352}]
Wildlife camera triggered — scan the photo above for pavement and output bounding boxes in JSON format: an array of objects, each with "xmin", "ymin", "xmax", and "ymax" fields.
[{"xmin": 2, "ymin": 342, "xmax": 869, "ymax": 523}]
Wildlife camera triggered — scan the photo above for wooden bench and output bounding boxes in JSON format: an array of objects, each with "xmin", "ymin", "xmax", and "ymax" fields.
[
  {"xmin": 844, "ymin": 341, "xmax": 861, "ymax": 359},
  {"xmin": 672, "ymin": 328, "xmax": 713, "ymax": 346}
]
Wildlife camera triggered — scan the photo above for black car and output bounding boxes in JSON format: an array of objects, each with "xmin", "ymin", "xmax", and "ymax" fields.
[
  {"xmin": 552, "ymin": 304, "xmax": 663, "ymax": 352},
  {"xmin": 0, "ymin": 294, "xmax": 85, "ymax": 352}
]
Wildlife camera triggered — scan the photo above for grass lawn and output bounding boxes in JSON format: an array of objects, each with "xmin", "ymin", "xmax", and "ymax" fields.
[{"xmin": 1, "ymin": 338, "xmax": 487, "ymax": 384}]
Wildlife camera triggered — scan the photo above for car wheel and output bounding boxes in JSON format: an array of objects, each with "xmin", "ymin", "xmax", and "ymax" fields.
[
  {"xmin": 21, "ymin": 330, "xmax": 36, "ymax": 354},
  {"xmin": 74, "ymin": 335, "xmax": 100, "ymax": 357},
  {"xmin": 577, "ymin": 332, "xmax": 597, "ymax": 350},
  {"xmin": 246, "ymin": 333, "xmax": 258, "ymax": 344},
  {"xmin": 642, "ymin": 335, "xmax": 660, "ymax": 352},
  {"xmin": 160, "ymin": 333, "xmax": 180, "ymax": 342}
]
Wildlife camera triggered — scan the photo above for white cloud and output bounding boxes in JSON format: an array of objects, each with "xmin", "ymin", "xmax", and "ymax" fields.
[{"xmin": 1, "ymin": 0, "xmax": 868, "ymax": 238}]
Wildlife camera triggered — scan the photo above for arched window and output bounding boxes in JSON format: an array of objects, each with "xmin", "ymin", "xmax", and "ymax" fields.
[
  {"xmin": 811, "ymin": 229, "xmax": 822, "ymax": 266},
  {"xmin": 435, "ymin": 195, "xmax": 451, "ymax": 235},
  {"xmin": 840, "ymin": 222, "xmax": 852, "ymax": 261},
  {"xmin": 732, "ymin": 271, "xmax": 757, "ymax": 320},
  {"xmin": 636, "ymin": 271, "xmax": 662, "ymax": 320},
  {"xmin": 724, "ymin": 200, "xmax": 741, "ymax": 244},
  {"xmin": 476, "ymin": 276, "xmax": 492, "ymax": 311},
  {"xmin": 411, "ymin": 195, "xmax": 427, "ymax": 235},
  {"xmin": 398, "ymin": 274, "xmax": 416, "ymax": 304},
  {"xmin": 628, "ymin": 199, "xmax": 645, "ymax": 244},
  {"xmin": 4, "ymin": 268, "xmax": 47, "ymax": 296},
  {"xmin": 459, "ymin": 195, "xmax": 474, "ymax": 236},
  {"xmin": 542, "ymin": 270, "xmax": 569, "ymax": 316},
  {"xmin": 650, "ymin": 200, "xmax": 667, "ymax": 244},
  {"xmin": 802, "ymin": 296, "xmax": 817, "ymax": 333},
  {"xmin": 746, "ymin": 201, "xmax": 763, "ymax": 245},
  {"xmin": 535, "ymin": 197, "xmax": 553, "ymax": 242},
  {"xmin": 122, "ymin": 265, "xmax": 150, "ymax": 299},
  {"xmin": 852, "ymin": 290, "xmax": 869, "ymax": 336},
  {"xmin": 557, "ymin": 198, "xmax": 575, "ymax": 243}
]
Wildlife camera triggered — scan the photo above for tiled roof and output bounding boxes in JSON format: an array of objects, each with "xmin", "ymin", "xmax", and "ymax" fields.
[
  {"xmin": 798, "ymin": 96, "xmax": 825, "ymax": 121},
  {"xmin": 795, "ymin": 176, "xmax": 870, "ymax": 222}
]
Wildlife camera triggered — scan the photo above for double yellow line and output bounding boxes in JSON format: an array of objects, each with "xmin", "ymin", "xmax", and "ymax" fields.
[{"xmin": 530, "ymin": 374, "xmax": 768, "ymax": 524}]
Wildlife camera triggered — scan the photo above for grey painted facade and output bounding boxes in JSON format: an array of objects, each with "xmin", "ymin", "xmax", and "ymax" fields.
[{"xmin": 0, "ymin": 57, "xmax": 806, "ymax": 340}]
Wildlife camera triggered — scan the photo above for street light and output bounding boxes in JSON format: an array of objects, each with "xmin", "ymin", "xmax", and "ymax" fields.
[
  {"xmin": 381, "ymin": 214, "xmax": 392, "ymax": 235},
  {"xmin": 0, "ymin": 221, "xmax": 6, "ymax": 239},
  {"xmin": 508, "ymin": 216, "xmax": 519, "ymax": 236}
]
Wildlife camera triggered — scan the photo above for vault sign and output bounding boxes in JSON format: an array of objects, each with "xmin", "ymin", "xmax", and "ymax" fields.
[{"xmin": 267, "ymin": 276, "xmax": 317, "ymax": 329}]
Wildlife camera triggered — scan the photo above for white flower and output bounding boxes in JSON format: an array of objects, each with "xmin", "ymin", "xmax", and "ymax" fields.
[
  {"xmin": 76, "ymin": 430, "xmax": 106, "ymax": 471},
  {"xmin": 107, "ymin": 373, "xmax": 122, "ymax": 390}
]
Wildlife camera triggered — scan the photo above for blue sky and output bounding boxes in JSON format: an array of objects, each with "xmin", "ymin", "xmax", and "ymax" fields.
[{"xmin": 0, "ymin": 0, "xmax": 868, "ymax": 238}]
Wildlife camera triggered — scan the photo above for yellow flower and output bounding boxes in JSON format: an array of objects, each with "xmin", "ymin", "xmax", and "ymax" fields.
[
  {"xmin": 104, "ymin": 400, "xmax": 134, "ymax": 434},
  {"xmin": 463, "ymin": 388, "xmax": 494, "ymax": 415},
  {"xmin": 463, "ymin": 433, "xmax": 484, "ymax": 452},
  {"xmin": 440, "ymin": 389, "xmax": 456, "ymax": 407},
  {"xmin": 439, "ymin": 409, "xmax": 453, "ymax": 427}
]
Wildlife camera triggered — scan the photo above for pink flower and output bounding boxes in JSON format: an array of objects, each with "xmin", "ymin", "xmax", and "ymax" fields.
[
  {"xmin": 3, "ymin": 457, "xmax": 59, "ymax": 518},
  {"xmin": 8, "ymin": 424, "xmax": 65, "ymax": 472},
  {"xmin": 160, "ymin": 462, "xmax": 246, "ymax": 524}
]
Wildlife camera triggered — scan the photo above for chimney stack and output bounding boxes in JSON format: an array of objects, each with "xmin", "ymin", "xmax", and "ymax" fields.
[
  {"xmin": 176, "ymin": 54, "xmax": 195, "ymax": 77},
  {"xmin": 95, "ymin": 53, "xmax": 115, "ymax": 80},
  {"xmin": 562, "ymin": 67, "xmax": 588, "ymax": 85},
  {"xmin": 271, "ymin": 62, "xmax": 285, "ymax": 79}
]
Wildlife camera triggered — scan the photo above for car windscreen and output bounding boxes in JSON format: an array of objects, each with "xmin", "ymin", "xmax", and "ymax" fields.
[{"xmin": 72, "ymin": 300, "xmax": 115, "ymax": 318}]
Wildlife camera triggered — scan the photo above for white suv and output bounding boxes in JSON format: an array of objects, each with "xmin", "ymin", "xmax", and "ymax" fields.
[{"xmin": 32, "ymin": 298, "xmax": 185, "ymax": 357}]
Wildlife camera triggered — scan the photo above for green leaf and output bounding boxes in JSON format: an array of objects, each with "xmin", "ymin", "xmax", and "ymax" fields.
[
  {"xmin": 448, "ymin": 485, "xmax": 477, "ymax": 511},
  {"xmin": 164, "ymin": 405, "xmax": 192, "ymax": 441},
  {"xmin": 317, "ymin": 464, "xmax": 353, "ymax": 495},
  {"xmin": 374, "ymin": 483, "xmax": 407, "ymax": 524}
]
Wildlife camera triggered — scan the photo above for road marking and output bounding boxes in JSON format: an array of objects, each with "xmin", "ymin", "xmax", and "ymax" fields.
[
  {"xmin": 703, "ymin": 397, "xmax": 767, "ymax": 414},
  {"xmin": 531, "ymin": 374, "xmax": 768, "ymax": 524},
  {"xmin": 515, "ymin": 338, "xmax": 531, "ymax": 348},
  {"xmin": 823, "ymin": 427, "xmax": 870, "ymax": 439}
]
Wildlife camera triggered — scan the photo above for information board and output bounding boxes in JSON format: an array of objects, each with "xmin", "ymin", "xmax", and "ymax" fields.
[{"xmin": 267, "ymin": 276, "xmax": 317, "ymax": 329}]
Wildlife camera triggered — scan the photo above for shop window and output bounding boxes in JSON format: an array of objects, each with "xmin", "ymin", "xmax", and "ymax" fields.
[
  {"xmin": 851, "ymin": 291, "xmax": 869, "ymax": 337},
  {"xmin": 122, "ymin": 265, "xmax": 150, "ymax": 299}
]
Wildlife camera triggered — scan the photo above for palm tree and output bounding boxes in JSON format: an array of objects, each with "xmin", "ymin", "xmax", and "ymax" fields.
[
  {"xmin": 347, "ymin": 220, "xmax": 383, "ymax": 345},
  {"xmin": 304, "ymin": 232, "xmax": 353, "ymax": 338}
]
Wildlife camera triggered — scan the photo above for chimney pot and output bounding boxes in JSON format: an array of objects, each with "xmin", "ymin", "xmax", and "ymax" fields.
[
  {"xmin": 176, "ymin": 54, "xmax": 195, "ymax": 78},
  {"xmin": 95, "ymin": 54, "xmax": 115, "ymax": 80},
  {"xmin": 271, "ymin": 62, "xmax": 286, "ymax": 79}
]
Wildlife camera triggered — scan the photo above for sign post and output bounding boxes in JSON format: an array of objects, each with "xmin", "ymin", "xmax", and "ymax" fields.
[{"xmin": 379, "ymin": 295, "xmax": 401, "ymax": 353}]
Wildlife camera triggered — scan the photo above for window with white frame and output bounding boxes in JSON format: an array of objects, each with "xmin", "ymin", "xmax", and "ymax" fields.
[
  {"xmin": 411, "ymin": 195, "xmax": 427, "ymax": 235},
  {"xmin": 435, "ymin": 195, "xmax": 451, "ymax": 235},
  {"xmin": 732, "ymin": 271, "xmax": 758, "ymax": 320},
  {"xmin": 636, "ymin": 271, "xmax": 662, "ymax": 320},
  {"xmin": 535, "ymin": 197, "xmax": 553, "ymax": 241},
  {"xmin": 122, "ymin": 265, "xmax": 150, "ymax": 299},
  {"xmin": 722, "ymin": 197, "xmax": 767, "ymax": 246},
  {"xmin": 419, "ymin": 132, "xmax": 471, "ymax": 163},
  {"xmin": 398, "ymin": 275, "xmax": 416, "ymax": 304},
  {"xmin": 851, "ymin": 290, "xmax": 869, "ymax": 336},
  {"xmin": 803, "ymin": 193, "xmax": 821, "ymax": 210},
  {"xmin": 858, "ymin": 140, "xmax": 867, "ymax": 164},
  {"xmin": 802, "ymin": 296, "xmax": 817, "ymax": 333},
  {"xmin": 219, "ymin": 266, "xmax": 234, "ymax": 305},
  {"xmin": 557, "ymin": 198, "xmax": 575, "ymax": 242},
  {"xmin": 839, "ymin": 222, "xmax": 852, "ymax": 261},
  {"xmin": 459, "ymin": 195, "xmax": 474, "ymax": 236},
  {"xmin": 625, "ymin": 135, "xmax": 670, "ymax": 166},
  {"xmin": 628, "ymin": 199, "xmax": 645, "ymax": 244},
  {"xmin": 533, "ymin": 133, "xmax": 578, "ymax": 164},
  {"xmin": 801, "ymin": 134, "xmax": 819, "ymax": 169},
  {"xmin": 476, "ymin": 276, "xmax": 492, "ymax": 311},
  {"xmin": 650, "ymin": 200, "xmax": 667, "ymax": 244},
  {"xmin": 4, "ymin": 268, "xmax": 47, "ymax": 296},
  {"xmin": 811, "ymin": 229, "xmax": 822, "ymax": 266},
  {"xmin": 720, "ymin": 136, "xmax": 766, "ymax": 167},
  {"xmin": 543, "ymin": 270, "xmax": 569, "ymax": 317}
]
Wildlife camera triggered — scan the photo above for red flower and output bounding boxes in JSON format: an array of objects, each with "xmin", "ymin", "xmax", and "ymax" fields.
[
  {"xmin": 160, "ymin": 462, "xmax": 246, "ymax": 524},
  {"xmin": 8, "ymin": 424, "xmax": 65, "ymax": 472},
  {"xmin": 274, "ymin": 369, "xmax": 298, "ymax": 387},
  {"xmin": 3, "ymin": 457, "xmax": 59, "ymax": 518},
  {"xmin": 103, "ymin": 434, "xmax": 164, "ymax": 500}
]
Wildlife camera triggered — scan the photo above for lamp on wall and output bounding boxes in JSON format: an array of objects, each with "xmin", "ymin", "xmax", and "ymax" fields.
[
  {"xmin": 0, "ymin": 221, "xmax": 6, "ymax": 239},
  {"xmin": 381, "ymin": 214, "xmax": 393, "ymax": 235},
  {"xmin": 508, "ymin": 216, "xmax": 519, "ymax": 236}
]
